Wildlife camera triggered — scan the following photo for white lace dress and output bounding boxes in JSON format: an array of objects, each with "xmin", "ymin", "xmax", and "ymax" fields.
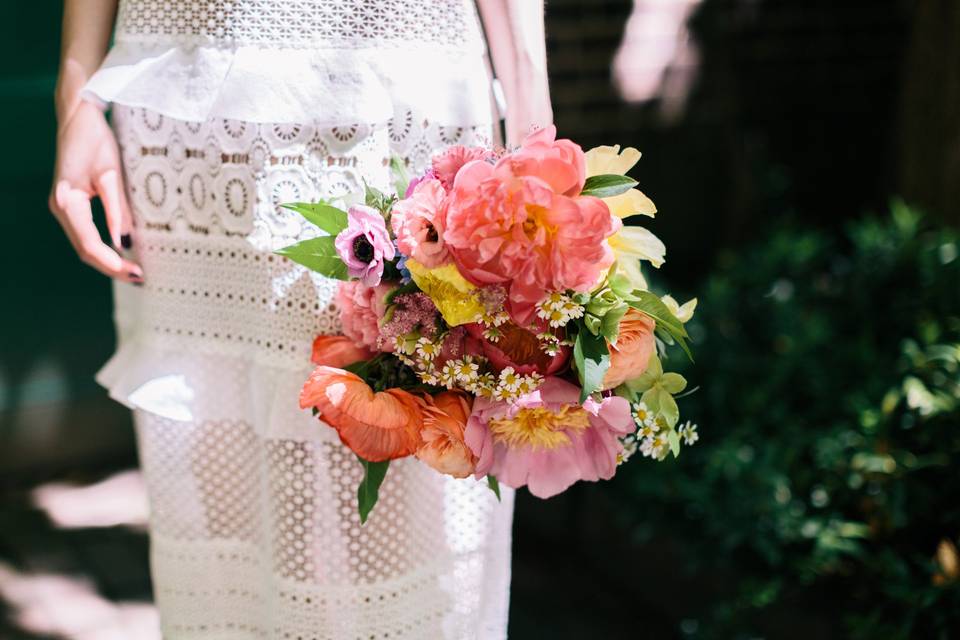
[{"xmin": 84, "ymin": 2, "xmax": 514, "ymax": 638}]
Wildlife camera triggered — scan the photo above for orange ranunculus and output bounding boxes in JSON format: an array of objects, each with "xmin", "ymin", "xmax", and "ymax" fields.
[
  {"xmin": 300, "ymin": 366, "xmax": 423, "ymax": 462},
  {"xmin": 415, "ymin": 391, "xmax": 477, "ymax": 479},
  {"xmin": 311, "ymin": 335, "xmax": 375, "ymax": 368},
  {"xmin": 602, "ymin": 309, "xmax": 656, "ymax": 389}
]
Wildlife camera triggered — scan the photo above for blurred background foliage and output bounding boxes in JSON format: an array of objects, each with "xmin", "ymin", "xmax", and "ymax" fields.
[
  {"xmin": 614, "ymin": 204, "xmax": 960, "ymax": 639},
  {"xmin": 2, "ymin": 0, "xmax": 960, "ymax": 638}
]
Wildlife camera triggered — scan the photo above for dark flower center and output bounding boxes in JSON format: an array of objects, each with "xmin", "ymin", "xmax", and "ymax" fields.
[
  {"xmin": 353, "ymin": 235, "xmax": 375, "ymax": 263},
  {"xmin": 426, "ymin": 223, "xmax": 438, "ymax": 243}
]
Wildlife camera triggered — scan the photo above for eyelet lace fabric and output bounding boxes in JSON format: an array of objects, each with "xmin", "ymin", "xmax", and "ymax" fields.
[
  {"xmin": 93, "ymin": 0, "xmax": 512, "ymax": 633},
  {"xmin": 83, "ymin": 0, "xmax": 495, "ymax": 125}
]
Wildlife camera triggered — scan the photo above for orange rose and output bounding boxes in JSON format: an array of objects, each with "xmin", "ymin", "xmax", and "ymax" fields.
[
  {"xmin": 300, "ymin": 366, "xmax": 423, "ymax": 462},
  {"xmin": 311, "ymin": 335, "xmax": 375, "ymax": 368},
  {"xmin": 602, "ymin": 309, "xmax": 656, "ymax": 389},
  {"xmin": 415, "ymin": 391, "xmax": 477, "ymax": 479}
]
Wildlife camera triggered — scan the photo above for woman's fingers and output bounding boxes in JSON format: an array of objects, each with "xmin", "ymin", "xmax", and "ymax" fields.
[
  {"xmin": 54, "ymin": 180, "xmax": 143, "ymax": 283},
  {"xmin": 95, "ymin": 168, "xmax": 134, "ymax": 250}
]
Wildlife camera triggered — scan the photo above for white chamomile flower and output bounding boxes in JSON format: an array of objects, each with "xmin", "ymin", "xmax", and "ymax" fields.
[
  {"xmin": 640, "ymin": 436, "xmax": 655, "ymax": 458},
  {"xmin": 416, "ymin": 337, "xmax": 441, "ymax": 361},
  {"xmin": 678, "ymin": 421, "xmax": 699, "ymax": 446},
  {"xmin": 638, "ymin": 423, "xmax": 657, "ymax": 439},
  {"xmin": 439, "ymin": 362, "xmax": 458, "ymax": 388},
  {"xmin": 483, "ymin": 327, "xmax": 503, "ymax": 342},
  {"xmin": 651, "ymin": 434, "xmax": 669, "ymax": 461},
  {"xmin": 515, "ymin": 373, "xmax": 542, "ymax": 396},
  {"xmin": 618, "ymin": 436, "xmax": 638, "ymax": 465},
  {"xmin": 498, "ymin": 367, "xmax": 521, "ymax": 392},
  {"xmin": 455, "ymin": 358, "xmax": 480, "ymax": 385},
  {"xmin": 633, "ymin": 402, "xmax": 653, "ymax": 428}
]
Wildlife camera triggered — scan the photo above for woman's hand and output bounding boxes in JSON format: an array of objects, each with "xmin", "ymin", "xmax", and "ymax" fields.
[{"xmin": 49, "ymin": 100, "xmax": 142, "ymax": 283}]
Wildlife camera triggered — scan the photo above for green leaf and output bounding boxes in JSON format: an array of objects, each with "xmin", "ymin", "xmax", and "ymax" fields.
[
  {"xmin": 357, "ymin": 457, "xmax": 390, "ymax": 525},
  {"xmin": 660, "ymin": 372, "xmax": 687, "ymax": 394},
  {"xmin": 275, "ymin": 236, "xmax": 349, "ymax": 280},
  {"xmin": 390, "ymin": 155, "xmax": 411, "ymax": 199},
  {"xmin": 668, "ymin": 430, "xmax": 681, "ymax": 457},
  {"xmin": 364, "ymin": 181, "xmax": 397, "ymax": 215},
  {"xmin": 574, "ymin": 329, "xmax": 611, "ymax": 402},
  {"xmin": 627, "ymin": 290, "xmax": 693, "ymax": 361},
  {"xmin": 486, "ymin": 475, "xmax": 502, "ymax": 502},
  {"xmin": 581, "ymin": 174, "xmax": 638, "ymax": 198},
  {"xmin": 583, "ymin": 313, "xmax": 602, "ymax": 335},
  {"xmin": 599, "ymin": 303, "xmax": 629, "ymax": 345},
  {"xmin": 281, "ymin": 202, "xmax": 348, "ymax": 236}
]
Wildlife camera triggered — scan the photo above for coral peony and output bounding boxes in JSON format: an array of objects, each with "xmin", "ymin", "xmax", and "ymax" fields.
[
  {"xmin": 602, "ymin": 309, "xmax": 656, "ymax": 389},
  {"xmin": 464, "ymin": 322, "xmax": 569, "ymax": 376},
  {"xmin": 300, "ymin": 366, "xmax": 423, "ymax": 462},
  {"xmin": 311, "ymin": 335, "xmax": 375, "ymax": 368},
  {"xmin": 336, "ymin": 280, "xmax": 396, "ymax": 352},
  {"xmin": 443, "ymin": 127, "xmax": 620, "ymax": 325},
  {"xmin": 415, "ymin": 391, "xmax": 477, "ymax": 478},
  {"xmin": 464, "ymin": 377, "xmax": 634, "ymax": 498},
  {"xmin": 502, "ymin": 125, "xmax": 586, "ymax": 197},
  {"xmin": 431, "ymin": 145, "xmax": 490, "ymax": 191},
  {"xmin": 391, "ymin": 178, "xmax": 450, "ymax": 268},
  {"xmin": 334, "ymin": 204, "xmax": 396, "ymax": 286}
]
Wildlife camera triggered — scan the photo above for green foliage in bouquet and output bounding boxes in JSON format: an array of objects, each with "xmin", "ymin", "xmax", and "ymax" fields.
[{"xmin": 619, "ymin": 202, "xmax": 960, "ymax": 639}]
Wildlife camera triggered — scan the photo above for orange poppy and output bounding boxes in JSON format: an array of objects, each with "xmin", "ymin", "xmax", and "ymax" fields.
[
  {"xmin": 311, "ymin": 334, "xmax": 375, "ymax": 368},
  {"xmin": 416, "ymin": 391, "xmax": 477, "ymax": 479},
  {"xmin": 300, "ymin": 366, "xmax": 423, "ymax": 462}
]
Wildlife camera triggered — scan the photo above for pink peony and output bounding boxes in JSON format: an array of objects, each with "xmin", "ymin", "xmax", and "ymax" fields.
[
  {"xmin": 432, "ymin": 145, "xmax": 490, "ymax": 191},
  {"xmin": 464, "ymin": 377, "xmax": 634, "ymax": 498},
  {"xmin": 336, "ymin": 280, "xmax": 396, "ymax": 352},
  {"xmin": 391, "ymin": 178, "xmax": 450, "ymax": 268},
  {"xmin": 334, "ymin": 204, "xmax": 396, "ymax": 286},
  {"xmin": 443, "ymin": 128, "xmax": 620, "ymax": 325}
]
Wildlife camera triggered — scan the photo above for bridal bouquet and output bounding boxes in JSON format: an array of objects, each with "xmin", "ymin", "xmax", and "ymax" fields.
[{"xmin": 278, "ymin": 126, "xmax": 698, "ymax": 521}]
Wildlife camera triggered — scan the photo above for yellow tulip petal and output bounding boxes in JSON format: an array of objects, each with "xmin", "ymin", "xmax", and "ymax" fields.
[
  {"xmin": 605, "ymin": 188, "xmax": 657, "ymax": 219},
  {"xmin": 609, "ymin": 226, "xmax": 666, "ymax": 268},
  {"xmin": 406, "ymin": 259, "xmax": 485, "ymax": 326},
  {"xmin": 584, "ymin": 145, "xmax": 642, "ymax": 177}
]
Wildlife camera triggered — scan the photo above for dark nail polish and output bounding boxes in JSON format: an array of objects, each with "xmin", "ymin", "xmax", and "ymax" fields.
[{"xmin": 121, "ymin": 234, "xmax": 133, "ymax": 250}]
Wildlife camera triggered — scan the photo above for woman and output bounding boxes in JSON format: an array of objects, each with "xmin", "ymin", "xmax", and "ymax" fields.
[{"xmin": 50, "ymin": 1, "xmax": 552, "ymax": 637}]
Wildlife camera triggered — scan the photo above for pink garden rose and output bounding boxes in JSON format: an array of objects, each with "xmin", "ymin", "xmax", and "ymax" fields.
[
  {"xmin": 391, "ymin": 178, "xmax": 449, "ymax": 268},
  {"xmin": 432, "ymin": 145, "xmax": 490, "ymax": 191},
  {"xmin": 443, "ymin": 127, "xmax": 620, "ymax": 324},
  {"xmin": 334, "ymin": 204, "xmax": 395, "ymax": 286},
  {"xmin": 335, "ymin": 280, "xmax": 396, "ymax": 352},
  {"xmin": 464, "ymin": 377, "xmax": 634, "ymax": 498}
]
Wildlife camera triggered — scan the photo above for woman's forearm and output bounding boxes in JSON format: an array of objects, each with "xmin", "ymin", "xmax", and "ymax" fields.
[
  {"xmin": 56, "ymin": 0, "xmax": 117, "ymax": 124},
  {"xmin": 477, "ymin": 0, "xmax": 553, "ymax": 145}
]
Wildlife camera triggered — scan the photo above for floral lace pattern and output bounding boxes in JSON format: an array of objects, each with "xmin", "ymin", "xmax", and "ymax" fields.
[
  {"xmin": 115, "ymin": 0, "xmax": 485, "ymax": 50},
  {"xmin": 136, "ymin": 411, "xmax": 514, "ymax": 639},
  {"xmin": 106, "ymin": 104, "xmax": 511, "ymax": 639}
]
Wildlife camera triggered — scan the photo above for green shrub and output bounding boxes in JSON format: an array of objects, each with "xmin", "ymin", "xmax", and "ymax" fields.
[{"xmin": 622, "ymin": 203, "xmax": 960, "ymax": 639}]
